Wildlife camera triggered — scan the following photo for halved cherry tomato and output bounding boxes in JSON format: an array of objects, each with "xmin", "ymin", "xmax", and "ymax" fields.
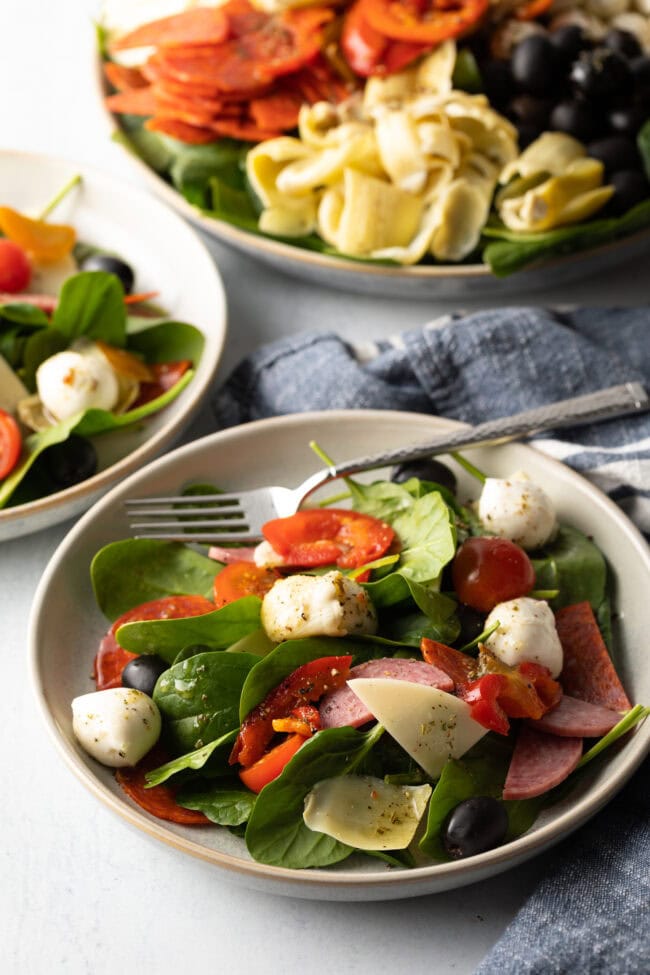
[
  {"xmin": 451, "ymin": 536, "xmax": 536, "ymax": 613},
  {"xmin": 0, "ymin": 239, "xmax": 31, "ymax": 293},
  {"xmin": 93, "ymin": 594, "xmax": 215, "ymax": 690},
  {"xmin": 230, "ymin": 654, "xmax": 352, "ymax": 767},
  {"xmin": 213, "ymin": 561, "xmax": 281, "ymax": 607},
  {"xmin": 362, "ymin": 0, "xmax": 488, "ymax": 44},
  {"xmin": 238, "ymin": 733, "xmax": 306, "ymax": 793},
  {"xmin": 115, "ymin": 746, "xmax": 210, "ymax": 824},
  {"xmin": 262, "ymin": 508, "xmax": 394, "ymax": 570},
  {"xmin": 0, "ymin": 409, "xmax": 22, "ymax": 479}
]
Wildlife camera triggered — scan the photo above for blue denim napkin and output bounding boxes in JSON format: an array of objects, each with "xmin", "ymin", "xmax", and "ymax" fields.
[{"xmin": 213, "ymin": 305, "xmax": 650, "ymax": 972}]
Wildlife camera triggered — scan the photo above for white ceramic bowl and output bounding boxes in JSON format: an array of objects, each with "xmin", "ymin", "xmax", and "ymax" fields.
[
  {"xmin": 0, "ymin": 150, "xmax": 227, "ymax": 540},
  {"xmin": 29, "ymin": 410, "xmax": 650, "ymax": 900}
]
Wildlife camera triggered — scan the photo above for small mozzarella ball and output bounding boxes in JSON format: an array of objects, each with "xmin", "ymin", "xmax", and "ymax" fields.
[
  {"xmin": 71, "ymin": 688, "xmax": 161, "ymax": 767},
  {"xmin": 254, "ymin": 540, "xmax": 287, "ymax": 568},
  {"xmin": 261, "ymin": 570, "xmax": 378, "ymax": 643},
  {"xmin": 36, "ymin": 348, "xmax": 119, "ymax": 421},
  {"xmin": 484, "ymin": 597, "xmax": 563, "ymax": 677},
  {"xmin": 478, "ymin": 471, "xmax": 557, "ymax": 551}
]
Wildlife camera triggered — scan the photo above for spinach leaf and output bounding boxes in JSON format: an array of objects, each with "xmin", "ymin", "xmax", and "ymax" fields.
[
  {"xmin": 127, "ymin": 320, "xmax": 204, "ymax": 365},
  {"xmin": 91, "ymin": 539, "xmax": 218, "ymax": 620},
  {"xmin": 176, "ymin": 779, "xmax": 256, "ymax": 826},
  {"xmin": 145, "ymin": 729, "xmax": 238, "ymax": 786},
  {"xmin": 419, "ymin": 735, "xmax": 542, "ymax": 859},
  {"xmin": 245, "ymin": 724, "xmax": 384, "ymax": 869},
  {"xmin": 117, "ymin": 597, "xmax": 262, "ymax": 663},
  {"xmin": 638, "ymin": 119, "xmax": 650, "ymax": 182},
  {"xmin": 392, "ymin": 492, "xmax": 457, "ymax": 582},
  {"xmin": 0, "ymin": 302, "xmax": 50, "ymax": 327},
  {"xmin": 238, "ymin": 637, "xmax": 382, "ymax": 720},
  {"xmin": 52, "ymin": 271, "xmax": 126, "ymax": 346},
  {"xmin": 533, "ymin": 525, "xmax": 607, "ymax": 612},
  {"xmin": 347, "ymin": 478, "xmax": 420, "ymax": 522},
  {"xmin": 154, "ymin": 651, "xmax": 258, "ymax": 753}
]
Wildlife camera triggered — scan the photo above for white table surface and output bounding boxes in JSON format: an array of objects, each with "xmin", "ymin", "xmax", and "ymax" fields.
[{"xmin": 2, "ymin": 3, "xmax": 649, "ymax": 973}]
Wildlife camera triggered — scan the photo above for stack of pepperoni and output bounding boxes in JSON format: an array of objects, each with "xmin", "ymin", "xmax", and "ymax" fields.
[{"xmin": 104, "ymin": 1, "xmax": 353, "ymax": 144}]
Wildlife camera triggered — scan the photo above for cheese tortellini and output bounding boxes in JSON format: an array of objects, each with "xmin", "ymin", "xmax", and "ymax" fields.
[{"xmin": 246, "ymin": 43, "xmax": 519, "ymax": 264}]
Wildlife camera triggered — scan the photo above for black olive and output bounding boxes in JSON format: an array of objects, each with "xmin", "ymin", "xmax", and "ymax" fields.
[
  {"xmin": 121, "ymin": 654, "xmax": 169, "ymax": 697},
  {"xmin": 607, "ymin": 102, "xmax": 648, "ymax": 138},
  {"xmin": 80, "ymin": 253, "xmax": 135, "ymax": 294},
  {"xmin": 550, "ymin": 24, "xmax": 589, "ymax": 64},
  {"xmin": 570, "ymin": 48, "xmax": 633, "ymax": 100},
  {"xmin": 481, "ymin": 59, "xmax": 512, "ymax": 108},
  {"xmin": 603, "ymin": 170, "xmax": 650, "ymax": 217},
  {"xmin": 603, "ymin": 28, "xmax": 643, "ymax": 61},
  {"xmin": 587, "ymin": 136, "xmax": 641, "ymax": 177},
  {"xmin": 455, "ymin": 604, "xmax": 486, "ymax": 648},
  {"xmin": 631, "ymin": 56, "xmax": 650, "ymax": 102},
  {"xmin": 41, "ymin": 435, "xmax": 97, "ymax": 488},
  {"xmin": 509, "ymin": 94, "xmax": 554, "ymax": 129},
  {"xmin": 391, "ymin": 458, "xmax": 457, "ymax": 494},
  {"xmin": 550, "ymin": 99, "xmax": 600, "ymax": 143},
  {"xmin": 442, "ymin": 797, "xmax": 509, "ymax": 859},
  {"xmin": 511, "ymin": 35, "xmax": 560, "ymax": 97}
]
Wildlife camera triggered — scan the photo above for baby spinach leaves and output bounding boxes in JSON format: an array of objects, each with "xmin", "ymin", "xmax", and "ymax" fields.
[
  {"xmin": 245, "ymin": 724, "xmax": 384, "ymax": 869},
  {"xmin": 92, "ymin": 539, "xmax": 217, "ymax": 620}
]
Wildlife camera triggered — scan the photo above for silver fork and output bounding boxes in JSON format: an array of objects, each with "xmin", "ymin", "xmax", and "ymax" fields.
[{"xmin": 125, "ymin": 382, "xmax": 648, "ymax": 544}]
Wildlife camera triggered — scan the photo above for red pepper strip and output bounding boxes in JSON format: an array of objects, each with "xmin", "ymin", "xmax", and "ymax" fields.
[
  {"xmin": 519, "ymin": 661, "xmax": 563, "ymax": 712},
  {"xmin": 477, "ymin": 647, "xmax": 560, "ymax": 721},
  {"xmin": 239, "ymin": 733, "xmax": 307, "ymax": 793},
  {"xmin": 341, "ymin": 0, "xmax": 427, "ymax": 77},
  {"xmin": 230, "ymin": 655, "xmax": 352, "ymax": 767},
  {"xmin": 273, "ymin": 703, "xmax": 323, "ymax": 736},
  {"xmin": 461, "ymin": 674, "xmax": 510, "ymax": 735},
  {"xmin": 291, "ymin": 704, "xmax": 322, "ymax": 732},
  {"xmin": 123, "ymin": 290, "xmax": 159, "ymax": 305},
  {"xmin": 362, "ymin": 0, "xmax": 489, "ymax": 44},
  {"xmin": 129, "ymin": 360, "xmax": 192, "ymax": 409},
  {"xmin": 420, "ymin": 638, "xmax": 477, "ymax": 685},
  {"xmin": 263, "ymin": 508, "xmax": 395, "ymax": 570}
]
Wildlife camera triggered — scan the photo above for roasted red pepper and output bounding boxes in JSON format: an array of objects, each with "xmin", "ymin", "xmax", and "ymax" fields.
[
  {"xmin": 230, "ymin": 655, "xmax": 352, "ymax": 767},
  {"xmin": 262, "ymin": 508, "xmax": 395, "ymax": 569},
  {"xmin": 461, "ymin": 674, "xmax": 510, "ymax": 735}
]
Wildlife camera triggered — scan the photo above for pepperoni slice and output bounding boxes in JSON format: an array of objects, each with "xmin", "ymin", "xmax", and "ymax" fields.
[
  {"xmin": 502, "ymin": 727, "xmax": 582, "ymax": 801},
  {"xmin": 93, "ymin": 594, "xmax": 215, "ymax": 690},
  {"xmin": 556, "ymin": 602, "xmax": 632, "ymax": 711},
  {"xmin": 111, "ymin": 7, "xmax": 229, "ymax": 51},
  {"xmin": 115, "ymin": 747, "xmax": 210, "ymax": 825},
  {"xmin": 105, "ymin": 87, "xmax": 157, "ymax": 116},
  {"xmin": 145, "ymin": 116, "xmax": 217, "ymax": 144},
  {"xmin": 103, "ymin": 61, "xmax": 149, "ymax": 92}
]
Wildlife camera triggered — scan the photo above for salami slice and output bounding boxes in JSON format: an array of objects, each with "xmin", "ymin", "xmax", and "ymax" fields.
[
  {"xmin": 319, "ymin": 657, "xmax": 453, "ymax": 729},
  {"xmin": 502, "ymin": 727, "xmax": 582, "ymax": 800},
  {"xmin": 527, "ymin": 695, "xmax": 623, "ymax": 738},
  {"xmin": 556, "ymin": 602, "xmax": 631, "ymax": 711}
]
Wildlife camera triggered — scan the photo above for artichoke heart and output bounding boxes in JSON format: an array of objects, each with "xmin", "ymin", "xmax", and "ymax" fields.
[
  {"xmin": 431, "ymin": 179, "xmax": 493, "ymax": 261},
  {"xmin": 320, "ymin": 168, "xmax": 423, "ymax": 256},
  {"xmin": 375, "ymin": 110, "xmax": 428, "ymax": 193},
  {"xmin": 501, "ymin": 131, "xmax": 586, "ymax": 183},
  {"xmin": 247, "ymin": 137, "xmax": 312, "ymax": 206},
  {"xmin": 499, "ymin": 158, "xmax": 613, "ymax": 232}
]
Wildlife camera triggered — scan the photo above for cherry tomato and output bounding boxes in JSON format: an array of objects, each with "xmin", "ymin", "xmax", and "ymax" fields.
[
  {"xmin": 451, "ymin": 536, "xmax": 535, "ymax": 613},
  {"xmin": 213, "ymin": 561, "xmax": 281, "ymax": 607},
  {"xmin": 0, "ymin": 239, "xmax": 31, "ymax": 293},
  {"xmin": 262, "ymin": 508, "xmax": 394, "ymax": 570},
  {"xmin": 0, "ymin": 409, "xmax": 22, "ymax": 479}
]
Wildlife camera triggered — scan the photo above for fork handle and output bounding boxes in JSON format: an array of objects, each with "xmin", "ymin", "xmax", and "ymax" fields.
[{"xmin": 300, "ymin": 382, "xmax": 648, "ymax": 495}]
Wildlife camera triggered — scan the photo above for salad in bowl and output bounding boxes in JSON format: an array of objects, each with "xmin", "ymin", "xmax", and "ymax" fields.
[
  {"xmin": 99, "ymin": 0, "xmax": 650, "ymax": 280},
  {"xmin": 59, "ymin": 422, "xmax": 648, "ymax": 880},
  {"xmin": 0, "ymin": 153, "xmax": 226, "ymax": 539}
]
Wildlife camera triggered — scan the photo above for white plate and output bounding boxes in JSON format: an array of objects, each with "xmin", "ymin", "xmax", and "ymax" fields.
[
  {"xmin": 96, "ymin": 63, "xmax": 650, "ymax": 300},
  {"xmin": 29, "ymin": 410, "xmax": 650, "ymax": 900},
  {"xmin": 0, "ymin": 149, "xmax": 227, "ymax": 541}
]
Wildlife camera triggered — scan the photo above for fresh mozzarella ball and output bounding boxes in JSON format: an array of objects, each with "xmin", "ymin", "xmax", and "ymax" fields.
[
  {"xmin": 585, "ymin": 0, "xmax": 629, "ymax": 19},
  {"xmin": 478, "ymin": 470, "xmax": 557, "ymax": 551},
  {"xmin": 36, "ymin": 347, "xmax": 119, "ymax": 421},
  {"xmin": 71, "ymin": 688, "xmax": 161, "ymax": 767},
  {"xmin": 484, "ymin": 597, "xmax": 563, "ymax": 677},
  {"xmin": 261, "ymin": 570, "xmax": 378, "ymax": 642},
  {"xmin": 254, "ymin": 540, "xmax": 287, "ymax": 568}
]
